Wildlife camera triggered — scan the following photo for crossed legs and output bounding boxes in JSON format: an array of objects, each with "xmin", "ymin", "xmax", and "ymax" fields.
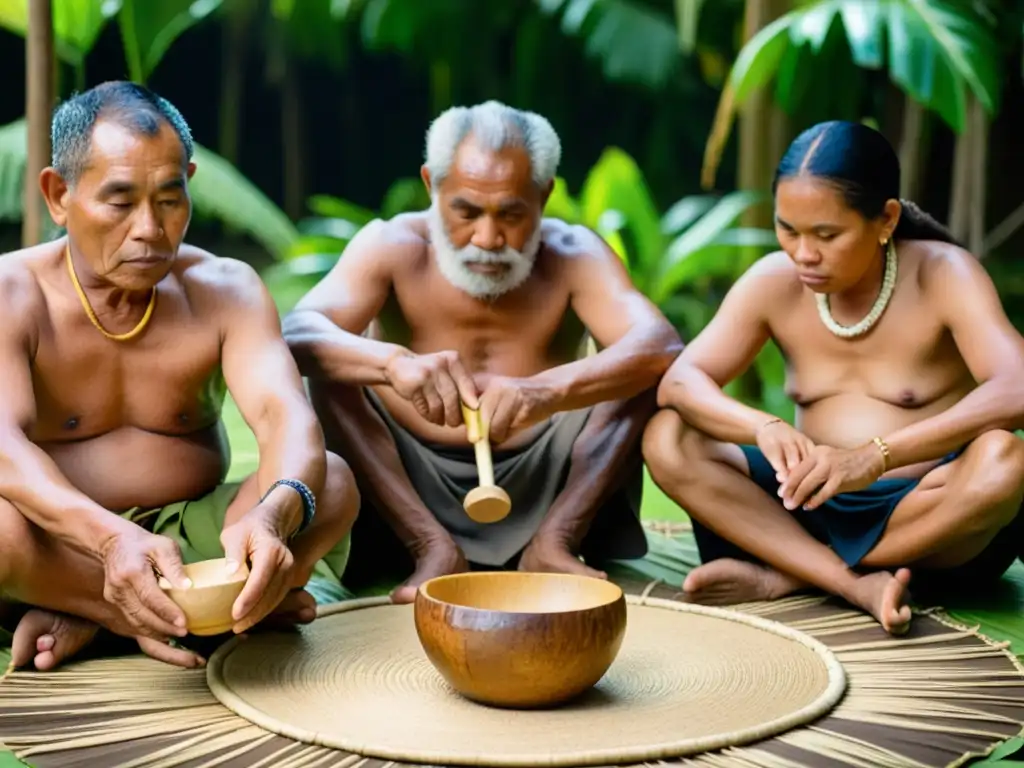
[
  {"xmin": 642, "ymin": 409, "xmax": 1024, "ymax": 634},
  {"xmin": 2, "ymin": 452, "xmax": 358, "ymax": 670}
]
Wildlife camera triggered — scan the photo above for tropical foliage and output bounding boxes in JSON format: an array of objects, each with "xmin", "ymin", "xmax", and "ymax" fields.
[{"xmin": 0, "ymin": 0, "xmax": 299, "ymax": 257}]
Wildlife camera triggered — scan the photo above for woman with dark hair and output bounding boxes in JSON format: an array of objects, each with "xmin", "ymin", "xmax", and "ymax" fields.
[{"xmin": 643, "ymin": 120, "xmax": 1024, "ymax": 634}]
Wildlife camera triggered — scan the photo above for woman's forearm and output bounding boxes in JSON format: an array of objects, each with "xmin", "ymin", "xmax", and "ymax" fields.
[{"xmin": 658, "ymin": 365, "xmax": 779, "ymax": 445}]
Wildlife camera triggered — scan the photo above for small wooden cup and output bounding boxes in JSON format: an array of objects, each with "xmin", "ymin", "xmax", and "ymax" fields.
[
  {"xmin": 414, "ymin": 571, "xmax": 627, "ymax": 709},
  {"xmin": 159, "ymin": 558, "xmax": 250, "ymax": 636}
]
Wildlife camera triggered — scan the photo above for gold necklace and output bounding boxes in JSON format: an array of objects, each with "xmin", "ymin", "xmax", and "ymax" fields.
[{"xmin": 65, "ymin": 246, "xmax": 157, "ymax": 342}]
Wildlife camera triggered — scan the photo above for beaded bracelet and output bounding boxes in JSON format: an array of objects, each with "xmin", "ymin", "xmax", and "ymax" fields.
[{"xmin": 262, "ymin": 479, "xmax": 316, "ymax": 538}]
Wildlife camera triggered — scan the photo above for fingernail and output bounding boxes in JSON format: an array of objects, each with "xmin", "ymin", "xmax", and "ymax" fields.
[
  {"xmin": 224, "ymin": 560, "xmax": 239, "ymax": 574},
  {"xmin": 175, "ymin": 617, "xmax": 186, "ymax": 628},
  {"xmin": 182, "ymin": 578, "xmax": 193, "ymax": 589}
]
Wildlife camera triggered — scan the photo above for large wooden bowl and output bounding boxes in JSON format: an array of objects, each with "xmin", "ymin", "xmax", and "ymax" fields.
[
  {"xmin": 414, "ymin": 571, "xmax": 627, "ymax": 709},
  {"xmin": 159, "ymin": 558, "xmax": 249, "ymax": 636}
]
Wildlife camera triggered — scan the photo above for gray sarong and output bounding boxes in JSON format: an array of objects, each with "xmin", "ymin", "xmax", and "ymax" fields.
[{"xmin": 366, "ymin": 390, "xmax": 646, "ymax": 567}]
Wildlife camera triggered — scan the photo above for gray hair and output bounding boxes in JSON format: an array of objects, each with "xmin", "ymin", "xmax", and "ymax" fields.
[
  {"xmin": 51, "ymin": 81, "xmax": 194, "ymax": 185},
  {"xmin": 424, "ymin": 100, "xmax": 561, "ymax": 189}
]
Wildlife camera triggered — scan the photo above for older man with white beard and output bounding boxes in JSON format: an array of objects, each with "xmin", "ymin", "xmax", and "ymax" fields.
[{"xmin": 283, "ymin": 101, "xmax": 682, "ymax": 601}]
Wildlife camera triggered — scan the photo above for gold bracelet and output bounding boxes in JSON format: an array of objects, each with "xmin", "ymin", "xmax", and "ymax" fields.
[{"xmin": 872, "ymin": 436, "xmax": 891, "ymax": 472}]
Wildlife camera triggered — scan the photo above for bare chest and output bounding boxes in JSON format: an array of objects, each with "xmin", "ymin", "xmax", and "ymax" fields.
[
  {"xmin": 29, "ymin": 299, "xmax": 223, "ymax": 442},
  {"xmin": 383, "ymin": 269, "xmax": 580, "ymax": 375},
  {"xmin": 773, "ymin": 293, "xmax": 969, "ymax": 408}
]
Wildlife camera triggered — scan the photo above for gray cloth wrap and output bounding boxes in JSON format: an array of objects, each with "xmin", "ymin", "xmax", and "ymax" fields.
[{"xmin": 366, "ymin": 390, "xmax": 641, "ymax": 567}]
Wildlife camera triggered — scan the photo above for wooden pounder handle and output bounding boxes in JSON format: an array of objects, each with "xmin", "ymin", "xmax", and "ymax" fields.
[{"xmin": 461, "ymin": 404, "xmax": 494, "ymax": 483}]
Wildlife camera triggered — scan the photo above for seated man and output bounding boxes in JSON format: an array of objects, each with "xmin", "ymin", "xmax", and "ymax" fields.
[
  {"xmin": 644, "ymin": 120, "xmax": 1024, "ymax": 635},
  {"xmin": 283, "ymin": 100, "xmax": 682, "ymax": 602},
  {"xmin": 0, "ymin": 81, "xmax": 357, "ymax": 671}
]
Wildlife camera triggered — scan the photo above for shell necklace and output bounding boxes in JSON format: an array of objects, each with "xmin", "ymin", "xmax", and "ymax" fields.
[
  {"xmin": 816, "ymin": 239, "xmax": 897, "ymax": 339},
  {"xmin": 66, "ymin": 246, "xmax": 157, "ymax": 342}
]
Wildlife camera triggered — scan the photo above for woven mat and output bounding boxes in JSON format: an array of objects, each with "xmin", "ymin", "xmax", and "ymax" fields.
[
  {"xmin": 206, "ymin": 594, "xmax": 845, "ymax": 766},
  {"xmin": 0, "ymin": 576, "xmax": 1022, "ymax": 767}
]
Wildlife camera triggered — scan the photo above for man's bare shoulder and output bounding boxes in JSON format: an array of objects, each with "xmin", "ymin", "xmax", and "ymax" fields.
[
  {"xmin": 538, "ymin": 219, "xmax": 615, "ymax": 264},
  {"xmin": 0, "ymin": 244, "xmax": 52, "ymax": 328},
  {"xmin": 346, "ymin": 212, "xmax": 430, "ymax": 269},
  {"xmin": 172, "ymin": 244, "xmax": 268, "ymax": 310},
  {"xmin": 729, "ymin": 250, "xmax": 803, "ymax": 298}
]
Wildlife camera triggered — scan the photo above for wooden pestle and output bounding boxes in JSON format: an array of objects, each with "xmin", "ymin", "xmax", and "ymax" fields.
[{"xmin": 461, "ymin": 403, "xmax": 512, "ymax": 524}]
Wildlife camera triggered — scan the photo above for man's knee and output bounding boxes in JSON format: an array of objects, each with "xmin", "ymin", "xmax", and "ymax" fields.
[
  {"xmin": 321, "ymin": 451, "xmax": 360, "ymax": 531},
  {"xmin": 962, "ymin": 430, "xmax": 1024, "ymax": 528},
  {"xmin": 641, "ymin": 408, "xmax": 706, "ymax": 488}
]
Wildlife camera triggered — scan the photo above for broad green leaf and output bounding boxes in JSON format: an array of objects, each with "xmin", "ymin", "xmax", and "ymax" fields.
[
  {"xmin": 728, "ymin": 12, "xmax": 795, "ymax": 103},
  {"xmin": 887, "ymin": 0, "xmax": 965, "ymax": 132},
  {"xmin": 580, "ymin": 0, "xmax": 681, "ymax": 89},
  {"xmin": 379, "ymin": 177, "xmax": 430, "ymax": 219},
  {"xmin": 985, "ymin": 738, "xmax": 1024, "ymax": 762},
  {"xmin": 544, "ymin": 177, "xmax": 582, "ymax": 223},
  {"xmin": 307, "ymin": 194, "xmax": 376, "ymax": 226},
  {"xmin": 901, "ymin": 0, "xmax": 1001, "ymax": 114},
  {"xmin": 0, "ymin": 118, "xmax": 26, "ymax": 224},
  {"xmin": 0, "ymin": 0, "xmax": 122, "ymax": 65},
  {"xmin": 789, "ymin": 0, "xmax": 840, "ymax": 53},
  {"xmin": 187, "ymin": 143, "xmax": 299, "ymax": 257},
  {"xmin": 653, "ymin": 191, "xmax": 768, "ymax": 302},
  {"xmin": 674, "ymin": 0, "xmax": 708, "ymax": 54},
  {"xmin": 118, "ymin": 0, "xmax": 223, "ymax": 83},
  {"xmin": 536, "ymin": 0, "xmax": 679, "ymax": 89},
  {"xmin": 839, "ymin": 0, "xmax": 885, "ymax": 68},
  {"xmin": 660, "ymin": 194, "xmax": 717, "ymax": 235},
  {"xmin": 279, "ymin": 0, "xmax": 350, "ymax": 68},
  {"xmin": 606, "ymin": 531, "xmax": 699, "ymax": 586},
  {"xmin": 578, "ymin": 147, "xmax": 664, "ymax": 274}
]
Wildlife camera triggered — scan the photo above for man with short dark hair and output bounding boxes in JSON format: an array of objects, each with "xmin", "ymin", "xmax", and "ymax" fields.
[
  {"xmin": 0, "ymin": 81, "xmax": 357, "ymax": 671},
  {"xmin": 284, "ymin": 100, "xmax": 682, "ymax": 602}
]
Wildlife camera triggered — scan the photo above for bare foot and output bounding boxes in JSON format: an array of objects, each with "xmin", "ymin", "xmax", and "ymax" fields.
[
  {"xmin": 11, "ymin": 609, "xmax": 99, "ymax": 671},
  {"xmin": 261, "ymin": 589, "xmax": 317, "ymax": 629},
  {"xmin": 845, "ymin": 568, "xmax": 913, "ymax": 635},
  {"xmin": 391, "ymin": 542, "xmax": 468, "ymax": 604},
  {"xmin": 681, "ymin": 559, "xmax": 805, "ymax": 605},
  {"xmin": 519, "ymin": 539, "xmax": 607, "ymax": 580}
]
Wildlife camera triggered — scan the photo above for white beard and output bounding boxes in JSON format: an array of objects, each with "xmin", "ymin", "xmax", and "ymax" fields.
[{"xmin": 427, "ymin": 202, "xmax": 541, "ymax": 300}]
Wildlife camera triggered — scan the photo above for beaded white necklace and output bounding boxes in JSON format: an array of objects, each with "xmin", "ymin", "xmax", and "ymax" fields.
[{"xmin": 815, "ymin": 238, "xmax": 898, "ymax": 339}]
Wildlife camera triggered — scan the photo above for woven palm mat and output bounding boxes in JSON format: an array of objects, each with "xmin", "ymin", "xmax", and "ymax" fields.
[{"xmin": 0, "ymin": 576, "xmax": 1022, "ymax": 768}]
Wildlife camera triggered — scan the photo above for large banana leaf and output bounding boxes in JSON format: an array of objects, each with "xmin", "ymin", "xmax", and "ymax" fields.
[
  {"xmin": 536, "ymin": 0, "xmax": 681, "ymax": 89},
  {"xmin": 0, "ymin": 0, "xmax": 120, "ymax": 66},
  {"xmin": 0, "ymin": 118, "xmax": 298, "ymax": 258},
  {"xmin": 118, "ymin": 0, "xmax": 224, "ymax": 83},
  {"xmin": 702, "ymin": 0, "xmax": 1003, "ymax": 187}
]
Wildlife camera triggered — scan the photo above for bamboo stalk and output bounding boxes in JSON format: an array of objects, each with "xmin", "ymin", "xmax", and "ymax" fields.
[{"xmin": 22, "ymin": 0, "xmax": 54, "ymax": 247}]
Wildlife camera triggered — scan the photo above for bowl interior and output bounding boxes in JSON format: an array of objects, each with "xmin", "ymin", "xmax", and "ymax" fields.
[
  {"xmin": 420, "ymin": 572, "xmax": 622, "ymax": 614},
  {"xmin": 160, "ymin": 558, "xmax": 248, "ymax": 592}
]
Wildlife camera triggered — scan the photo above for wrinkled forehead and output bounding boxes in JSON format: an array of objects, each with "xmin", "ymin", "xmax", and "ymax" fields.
[
  {"xmin": 440, "ymin": 140, "xmax": 538, "ymax": 206},
  {"xmin": 76, "ymin": 119, "xmax": 188, "ymax": 186}
]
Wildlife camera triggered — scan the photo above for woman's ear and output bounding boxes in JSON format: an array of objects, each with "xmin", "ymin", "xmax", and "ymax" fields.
[{"xmin": 880, "ymin": 198, "xmax": 902, "ymax": 243}]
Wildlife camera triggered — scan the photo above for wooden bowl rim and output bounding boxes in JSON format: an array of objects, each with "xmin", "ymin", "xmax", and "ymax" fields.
[
  {"xmin": 161, "ymin": 558, "xmax": 249, "ymax": 594},
  {"xmin": 416, "ymin": 571, "xmax": 625, "ymax": 616}
]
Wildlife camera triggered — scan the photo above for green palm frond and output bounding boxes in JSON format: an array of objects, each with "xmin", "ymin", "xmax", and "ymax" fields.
[
  {"xmin": 702, "ymin": 0, "xmax": 1003, "ymax": 188},
  {"xmin": 537, "ymin": 0, "xmax": 682, "ymax": 89},
  {"xmin": 0, "ymin": 118, "xmax": 298, "ymax": 258}
]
